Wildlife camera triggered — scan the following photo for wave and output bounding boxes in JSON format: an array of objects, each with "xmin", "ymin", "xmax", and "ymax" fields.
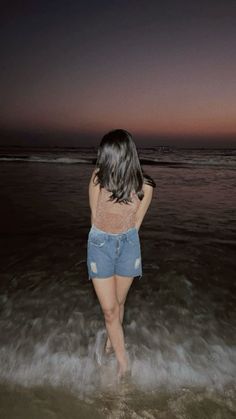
[
  {"xmin": 0, "ymin": 154, "xmax": 235, "ymax": 168},
  {"xmin": 141, "ymin": 158, "xmax": 236, "ymax": 168},
  {"xmin": 0, "ymin": 155, "xmax": 92, "ymax": 164}
]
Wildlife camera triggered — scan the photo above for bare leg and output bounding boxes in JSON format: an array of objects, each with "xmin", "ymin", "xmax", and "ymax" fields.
[
  {"xmin": 92, "ymin": 276, "xmax": 129, "ymax": 376},
  {"xmin": 105, "ymin": 275, "xmax": 134, "ymax": 352}
]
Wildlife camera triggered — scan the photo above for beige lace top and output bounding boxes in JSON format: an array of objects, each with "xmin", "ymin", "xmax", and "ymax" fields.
[{"xmin": 93, "ymin": 187, "xmax": 141, "ymax": 233}]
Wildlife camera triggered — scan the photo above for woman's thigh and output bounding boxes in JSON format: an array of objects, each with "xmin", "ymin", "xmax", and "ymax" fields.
[
  {"xmin": 92, "ymin": 276, "xmax": 117, "ymax": 311},
  {"xmin": 115, "ymin": 275, "xmax": 134, "ymax": 305}
]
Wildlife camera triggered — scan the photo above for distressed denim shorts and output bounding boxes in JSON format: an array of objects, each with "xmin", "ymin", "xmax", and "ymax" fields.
[{"xmin": 87, "ymin": 225, "xmax": 142, "ymax": 280}]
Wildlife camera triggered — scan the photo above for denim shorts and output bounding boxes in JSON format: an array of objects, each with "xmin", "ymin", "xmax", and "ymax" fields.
[{"xmin": 87, "ymin": 225, "xmax": 142, "ymax": 280}]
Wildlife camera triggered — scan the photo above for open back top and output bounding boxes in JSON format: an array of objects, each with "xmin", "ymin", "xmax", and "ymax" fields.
[{"xmin": 93, "ymin": 187, "xmax": 141, "ymax": 233}]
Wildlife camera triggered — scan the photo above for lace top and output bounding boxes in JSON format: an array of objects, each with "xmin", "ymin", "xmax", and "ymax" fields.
[{"xmin": 93, "ymin": 187, "xmax": 141, "ymax": 233}]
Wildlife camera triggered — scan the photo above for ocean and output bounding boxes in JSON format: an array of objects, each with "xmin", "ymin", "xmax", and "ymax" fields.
[{"xmin": 0, "ymin": 146, "xmax": 235, "ymax": 418}]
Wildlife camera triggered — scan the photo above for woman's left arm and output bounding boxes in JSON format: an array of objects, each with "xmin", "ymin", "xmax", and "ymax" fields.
[
  {"xmin": 135, "ymin": 183, "xmax": 154, "ymax": 231},
  {"xmin": 88, "ymin": 169, "xmax": 100, "ymax": 225}
]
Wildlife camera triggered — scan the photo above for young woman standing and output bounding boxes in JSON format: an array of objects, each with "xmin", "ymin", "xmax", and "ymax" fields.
[{"xmin": 87, "ymin": 129, "xmax": 155, "ymax": 379}]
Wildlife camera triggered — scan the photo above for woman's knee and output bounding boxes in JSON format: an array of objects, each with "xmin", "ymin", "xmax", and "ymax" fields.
[
  {"xmin": 117, "ymin": 298, "xmax": 125, "ymax": 308},
  {"xmin": 103, "ymin": 303, "xmax": 119, "ymax": 324}
]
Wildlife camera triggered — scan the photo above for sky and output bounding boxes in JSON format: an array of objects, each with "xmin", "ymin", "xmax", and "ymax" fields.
[{"xmin": 0, "ymin": 0, "xmax": 236, "ymax": 147}]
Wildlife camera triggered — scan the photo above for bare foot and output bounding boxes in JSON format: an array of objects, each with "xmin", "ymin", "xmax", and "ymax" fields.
[
  {"xmin": 117, "ymin": 366, "xmax": 131, "ymax": 382},
  {"xmin": 117, "ymin": 356, "xmax": 130, "ymax": 380}
]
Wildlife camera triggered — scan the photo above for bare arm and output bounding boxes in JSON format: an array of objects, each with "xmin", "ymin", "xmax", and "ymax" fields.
[
  {"xmin": 135, "ymin": 183, "xmax": 154, "ymax": 231},
  {"xmin": 88, "ymin": 168, "xmax": 100, "ymax": 225}
]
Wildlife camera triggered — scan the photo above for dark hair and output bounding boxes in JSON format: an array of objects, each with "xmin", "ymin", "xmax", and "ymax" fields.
[{"xmin": 94, "ymin": 129, "xmax": 156, "ymax": 203}]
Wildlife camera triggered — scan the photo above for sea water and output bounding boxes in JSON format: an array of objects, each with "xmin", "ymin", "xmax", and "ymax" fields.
[{"xmin": 0, "ymin": 146, "xmax": 235, "ymax": 418}]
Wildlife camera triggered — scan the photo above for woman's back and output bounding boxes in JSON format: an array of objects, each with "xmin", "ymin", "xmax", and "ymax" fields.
[{"xmin": 93, "ymin": 187, "xmax": 141, "ymax": 234}]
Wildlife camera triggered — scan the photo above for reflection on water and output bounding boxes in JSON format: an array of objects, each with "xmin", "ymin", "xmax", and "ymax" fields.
[{"xmin": 0, "ymin": 151, "xmax": 236, "ymax": 417}]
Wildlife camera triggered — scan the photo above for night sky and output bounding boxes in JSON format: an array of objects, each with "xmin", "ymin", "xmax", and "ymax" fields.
[{"xmin": 1, "ymin": 0, "xmax": 236, "ymax": 147}]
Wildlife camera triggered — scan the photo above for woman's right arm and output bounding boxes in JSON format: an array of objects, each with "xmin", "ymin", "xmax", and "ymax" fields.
[
  {"xmin": 88, "ymin": 169, "xmax": 100, "ymax": 225},
  {"xmin": 134, "ymin": 183, "xmax": 154, "ymax": 231}
]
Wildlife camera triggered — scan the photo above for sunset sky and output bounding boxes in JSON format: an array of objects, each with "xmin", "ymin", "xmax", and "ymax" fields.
[{"xmin": 1, "ymin": 0, "xmax": 236, "ymax": 147}]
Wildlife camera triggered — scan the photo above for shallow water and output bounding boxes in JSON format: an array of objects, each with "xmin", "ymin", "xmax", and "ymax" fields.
[{"xmin": 0, "ymin": 148, "xmax": 235, "ymax": 418}]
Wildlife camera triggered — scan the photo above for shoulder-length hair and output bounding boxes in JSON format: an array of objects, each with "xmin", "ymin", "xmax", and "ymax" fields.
[{"xmin": 94, "ymin": 129, "xmax": 156, "ymax": 203}]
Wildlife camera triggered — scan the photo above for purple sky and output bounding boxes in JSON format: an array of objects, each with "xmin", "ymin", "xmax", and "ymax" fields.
[{"xmin": 1, "ymin": 1, "xmax": 236, "ymax": 147}]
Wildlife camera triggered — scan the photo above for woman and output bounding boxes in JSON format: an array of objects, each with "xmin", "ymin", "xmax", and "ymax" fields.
[{"xmin": 87, "ymin": 129, "xmax": 156, "ymax": 379}]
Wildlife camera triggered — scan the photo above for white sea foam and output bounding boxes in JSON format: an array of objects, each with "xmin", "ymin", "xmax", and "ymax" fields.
[
  {"xmin": 0, "ymin": 326, "xmax": 235, "ymax": 395},
  {"xmin": 0, "ymin": 271, "xmax": 235, "ymax": 396}
]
